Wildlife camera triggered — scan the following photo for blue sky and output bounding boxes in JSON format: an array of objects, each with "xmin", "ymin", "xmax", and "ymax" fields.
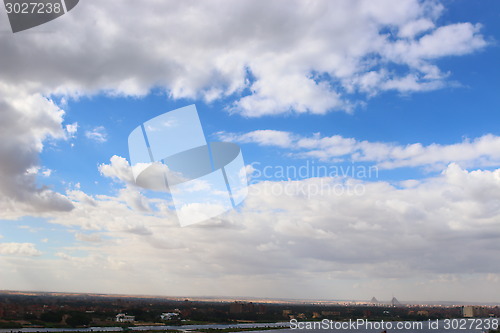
[{"xmin": 1, "ymin": 0, "xmax": 500, "ymax": 302}]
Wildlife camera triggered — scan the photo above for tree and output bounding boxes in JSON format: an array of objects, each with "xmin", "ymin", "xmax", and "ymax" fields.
[
  {"xmin": 40, "ymin": 311, "xmax": 63, "ymax": 323},
  {"xmin": 66, "ymin": 313, "xmax": 91, "ymax": 327}
]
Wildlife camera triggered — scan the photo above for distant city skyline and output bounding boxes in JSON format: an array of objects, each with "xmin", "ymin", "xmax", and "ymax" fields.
[{"xmin": 1, "ymin": 290, "xmax": 499, "ymax": 307}]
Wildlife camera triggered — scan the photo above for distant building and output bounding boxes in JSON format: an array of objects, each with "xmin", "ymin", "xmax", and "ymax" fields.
[
  {"xmin": 115, "ymin": 313, "xmax": 135, "ymax": 322},
  {"xmin": 297, "ymin": 313, "xmax": 307, "ymax": 319},
  {"xmin": 321, "ymin": 311, "xmax": 340, "ymax": 317},
  {"xmin": 180, "ymin": 309, "xmax": 192, "ymax": 318},
  {"xmin": 391, "ymin": 297, "xmax": 402, "ymax": 307},
  {"xmin": 257, "ymin": 304, "xmax": 267, "ymax": 314},
  {"xmin": 463, "ymin": 306, "xmax": 475, "ymax": 318},
  {"xmin": 161, "ymin": 312, "xmax": 179, "ymax": 320},
  {"xmin": 230, "ymin": 302, "xmax": 244, "ymax": 314},
  {"xmin": 462, "ymin": 306, "xmax": 487, "ymax": 318},
  {"xmin": 229, "ymin": 302, "xmax": 255, "ymax": 314}
]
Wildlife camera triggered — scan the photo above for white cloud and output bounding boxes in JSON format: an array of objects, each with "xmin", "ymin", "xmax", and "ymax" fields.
[
  {"xmin": 85, "ymin": 126, "xmax": 108, "ymax": 143},
  {"xmin": 117, "ymin": 187, "xmax": 153, "ymax": 213},
  {"xmin": 392, "ymin": 23, "xmax": 486, "ymax": 60},
  {"xmin": 24, "ymin": 166, "xmax": 52, "ymax": 178},
  {"xmin": 398, "ymin": 18, "xmax": 435, "ymax": 38},
  {"xmin": 98, "ymin": 155, "xmax": 135, "ymax": 185},
  {"xmin": 50, "ymin": 186, "xmax": 172, "ymax": 232},
  {"xmin": 232, "ymin": 71, "xmax": 346, "ymax": 116},
  {"xmin": 0, "ymin": 163, "xmax": 493, "ymax": 301},
  {"xmin": 65, "ymin": 122, "xmax": 78, "ymax": 137},
  {"xmin": 221, "ymin": 130, "xmax": 500, "ymax": 170},
  {"xmin": 0, "ymin": 0, "xmax": 489, "ymax": 217},
  {"xmin": 0, "ymin": 243, "xmax": 42, "ymax": 256},
  {"xmin": 0, "ymin": 0, "xmax": 488, "ymax": 117},
  {"xmin": 218, "ymin": 130, "xmax": 295, "ymax": 148},
  {"xmin": 75, "ymin": 233, "xmax": 102, "ymax": 243},
  {"xmin": 41, "ymin": 169, "xmax": 52, "ymax": 177},
  {"xmin": 99, "ymin": 155, "xmax": 192, "ymax": 192}
]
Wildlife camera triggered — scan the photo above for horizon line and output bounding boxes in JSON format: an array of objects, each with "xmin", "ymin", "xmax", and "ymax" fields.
[{"xmin": 0, "ymin": 289, "xmax": 498, "ymax": 307}]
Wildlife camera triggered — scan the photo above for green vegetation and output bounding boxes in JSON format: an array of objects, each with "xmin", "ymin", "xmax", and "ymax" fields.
[
  {"xmin": 195, "ymin": 327, "xmax": 288, "ymax": 333},
  {"xmin": 0, "ymin": 321, "xmax": 23, "ymax": 328},
  {"xmin": 66, "ymin": 312, "xmax": 92, "ymax": 327},
  {"xmin": 0, "ymin": 292, "xmax": 498, "ymax": 330},
  {"xmin": 40, "ymin": 311, "xmax": 64, "ymax": 323}
]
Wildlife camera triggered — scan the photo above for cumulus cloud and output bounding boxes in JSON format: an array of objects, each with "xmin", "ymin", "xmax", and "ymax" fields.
[
  {"xmin": 0, "ymin": 0, "xmax": 489, "ymax": 217},
  {"xmin": 52, "ymin": 185, "xmax": 172, "ymax": 232},
  {"xmin": 220, "ymin": 130, "xmax": 500, "ymax": 170},
  {"xmin": 0, "ymin": 84, "xmax": 74, "ymax": 219},
  {"xmin": 218, "ymin": 130, "xmax": 295, "ymax": 148},
  {"xmin": 236, "ymin": 164, "xmax": 500, "ymax": 281},
  {"xmin": 98, "ymin": 155, "xmax": 135, "ymax": 185},
  {"xmin": 0, "ymin": 0, "xmax": 488, "ymax": 117},
  {"xmin": 0, "ymin": 163, "xmax": 495, "ymax": 300},
  {"xmin": 0, "ymin": 243, "xmax": 42, "ymax": 256},
  {"xmin": 65, "ymin": 122, "xmax": 78, "ymax": 137},
  {"xmin": 75, "ymin": 233, "xmax": 102, "ymax": 243}
]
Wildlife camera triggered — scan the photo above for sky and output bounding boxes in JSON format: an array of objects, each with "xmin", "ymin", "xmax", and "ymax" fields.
[{"xmin": 0, "ymin": 0, "xmax": 500, "ymax": 303}]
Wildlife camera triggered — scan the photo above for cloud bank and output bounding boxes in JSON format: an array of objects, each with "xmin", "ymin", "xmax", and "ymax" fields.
[
  {"xmin": 0, "ymin": 0, "xmax": 489, "ymax": 215},
  {"xmin": 1, "ymin": 162, "xmax": 497, "ymax": 300},
  {"xmin": 219, "ymin": 130, "xmax": 500, "ymax": 170},
  {"xmin": 0, "ymin": 0, "xmax": 487, "ymax": 115}
]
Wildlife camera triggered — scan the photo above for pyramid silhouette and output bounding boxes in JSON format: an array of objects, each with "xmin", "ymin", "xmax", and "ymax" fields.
[
  {"xmin": 370, "ymin": 297, "xmax": 379, "ymax": 303},
  {"xmin": 391, "ymin": 297, "xmax": 402, "ymax": 306}
]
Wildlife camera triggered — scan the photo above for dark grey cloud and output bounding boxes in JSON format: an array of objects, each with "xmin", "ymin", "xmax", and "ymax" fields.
[{"xmin": 0, "ymin": 86, "xmax": 73, "ymax": 217}]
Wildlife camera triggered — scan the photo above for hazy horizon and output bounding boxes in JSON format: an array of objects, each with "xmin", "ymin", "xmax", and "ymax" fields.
[{"xmin": 1, "ymin": 289, "xmax": 499, "ymax": 307}]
